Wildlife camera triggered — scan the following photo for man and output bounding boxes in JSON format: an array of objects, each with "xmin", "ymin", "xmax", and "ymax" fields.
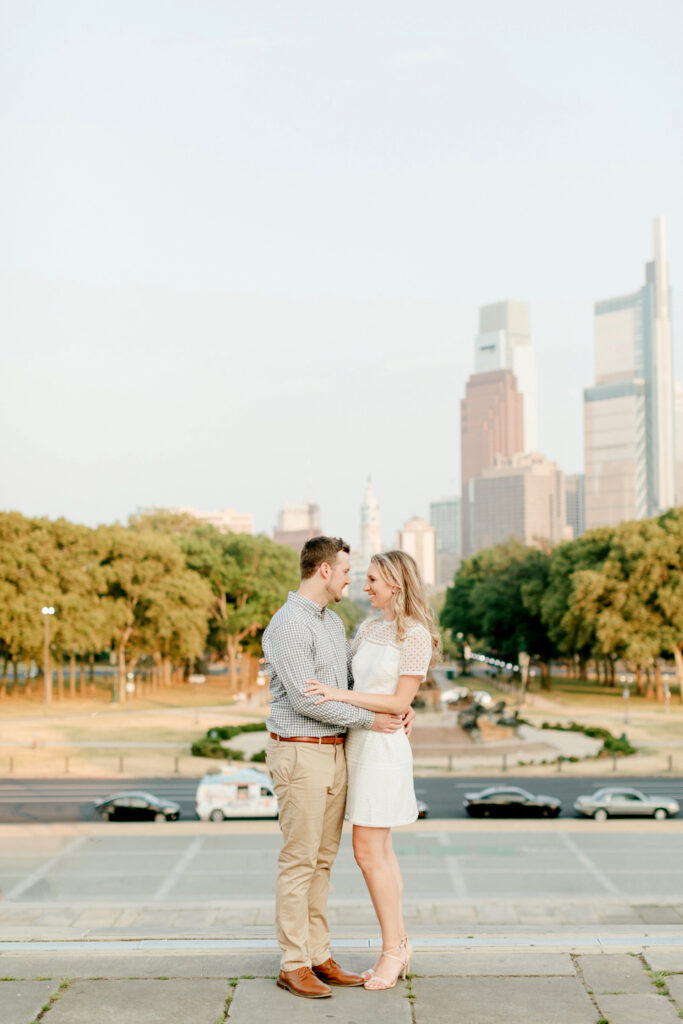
[{"xmin": 263, "ymin": 535, "xmax": 413, "ymax": 999}]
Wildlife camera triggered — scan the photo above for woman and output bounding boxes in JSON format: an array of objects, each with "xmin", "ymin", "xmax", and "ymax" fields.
[{"xmin": 304, "ymin": 550, "xmax": 440, "ymax": 991}]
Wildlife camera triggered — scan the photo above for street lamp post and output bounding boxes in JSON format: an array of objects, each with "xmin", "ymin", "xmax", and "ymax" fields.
[{"xmin": 42, "ymin": 606, "xmax": 55, "ymax": 704}]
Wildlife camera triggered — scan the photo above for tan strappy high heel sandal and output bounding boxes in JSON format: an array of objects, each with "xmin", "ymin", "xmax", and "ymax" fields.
[{"xmin": 363, "ymin": 937, "xmax": 411, "ymax": 991}]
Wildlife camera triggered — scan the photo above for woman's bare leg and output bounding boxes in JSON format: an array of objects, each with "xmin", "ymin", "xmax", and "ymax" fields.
[
  {"xmin": 353, "ymin": 825, "xmax": 406, "ymax": 986},
  {"xmin": 384, "ymin": 829, "xmax": 406, "ymax": 941}
]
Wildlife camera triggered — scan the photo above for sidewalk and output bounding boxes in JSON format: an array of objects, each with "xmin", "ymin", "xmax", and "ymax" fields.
[{"xmin": 2, "ymin": 944, "xmax": 683, "ymax": 1023}]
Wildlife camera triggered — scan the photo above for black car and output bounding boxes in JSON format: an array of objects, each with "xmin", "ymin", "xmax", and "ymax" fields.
[
  {"xmin": 464, "ymin": 786, "xmax": 561, "ymax": 818},
  {"xmin": 94, "ymin": 791, "xmax": 181, "ymax": 822}
]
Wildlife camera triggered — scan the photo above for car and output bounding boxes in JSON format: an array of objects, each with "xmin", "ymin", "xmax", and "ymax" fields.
[
  {"xmin": 464, "ymin": 786, "xmax": 562, "ymax": 818},
  {"xmin": 94, "ymin": 791, "xmax": 181, "ymax": 822},
  {"xmin": 416, "ymin": 799, "xmax": 429, "ymax": 819},
  {"xmin": 574, "ymin": 787, "xmax": 680, "ymax": 821},
  {"xmin": 471, "ymin": 690, "xmax": 493, "ymax": 707},
  {"xmin": 440, "ymin": 686, "xmax": 470, "ymax": 705},
  {"xmin": 195, "ymin": 766, "xmax": 278, "ymax": 821}
]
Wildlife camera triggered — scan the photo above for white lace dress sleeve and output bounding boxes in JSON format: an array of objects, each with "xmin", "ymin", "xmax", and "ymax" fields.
[{"xmin": 398, "ymin": 624, "xmax": 432, "ymax": 680}]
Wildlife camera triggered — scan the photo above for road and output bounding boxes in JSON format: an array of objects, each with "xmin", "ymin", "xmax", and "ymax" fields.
[{"xmin": 2, "ymin": 775, "xmax": 683, "ymax": 823}]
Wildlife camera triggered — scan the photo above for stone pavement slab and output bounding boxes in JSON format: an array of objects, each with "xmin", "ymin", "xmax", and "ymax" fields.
[
  {"xmin": 410, "ymin": 951, "xmax": 575, "ymax": 975},
  {"xmin": 644, "ymin": 949, "xmax": 683, "ymax": 972},
  {"xmin": 578, "ymin": 953, "xmax": 655, "ymax": 993},
  {"xmin": 227, "ymin": 978, "xmax": 412, "ymax": 1023},
  {"xmin": 596, "ymin": 993, "xmax": 682, "ymax": 1024},
  {"xmin": 0, "ymin": 980, "xmax": 57, "ymax": 1024},
  {"xmin": 0, "ymin": 950, "xmax": 280, "ymax": 979},
  {"xmin": 667, "ymin": 975, "xmax": 683, "ymax": 1002},
  {"xmin": 412, "ymin": 976, "xmax": 596, "ymax": 1024},
  {"xmin": 42, "ymin": 979, "xmax": 230, "ymax": 1024}
]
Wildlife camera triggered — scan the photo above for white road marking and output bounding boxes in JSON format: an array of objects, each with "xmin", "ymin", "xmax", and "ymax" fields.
[
  {"xmin": 432, "ymin": 830, "xmax": 470, "ymax": 897},
  {"xmin": 4, "ymin": 835, "xmax": 87, "ymax": 899},
  {"xmin": 557, "ymin": 831, "xmax": 621, "ymax": 895},
  {"xmin": 153, "ymin": 838, "xmax": 204, "ymax": 900}
]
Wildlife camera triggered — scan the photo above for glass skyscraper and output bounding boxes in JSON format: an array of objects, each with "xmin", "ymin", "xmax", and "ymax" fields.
[{"xmin": 584, "ymin": 218, "xmax": 675, "ymax": 530}]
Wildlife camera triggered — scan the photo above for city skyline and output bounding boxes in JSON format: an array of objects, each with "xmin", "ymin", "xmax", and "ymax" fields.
[{"xmin": 2, "ymin": 3, "xmax": 682, "ymax": 545}]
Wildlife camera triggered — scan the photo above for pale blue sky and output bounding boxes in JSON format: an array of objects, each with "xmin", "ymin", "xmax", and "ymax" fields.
[{"xmin": 2, "ymin": 1, "xmax": 682, "ymax": 544}]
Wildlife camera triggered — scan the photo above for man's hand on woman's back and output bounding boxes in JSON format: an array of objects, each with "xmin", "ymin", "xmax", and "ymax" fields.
[{"xmin": 370, "ymin": 713, "xmax": 403, "ymax": 733}]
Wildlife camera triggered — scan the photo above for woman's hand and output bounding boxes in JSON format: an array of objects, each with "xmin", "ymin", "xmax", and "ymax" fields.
[{"xmin": 304, "ymin": 679, "xmax": 342, "ymax": 704}]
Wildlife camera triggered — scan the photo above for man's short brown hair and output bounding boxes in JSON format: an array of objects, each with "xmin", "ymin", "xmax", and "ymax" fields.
[{"xmin": 300, "ymin": 536, "xmax": 350, "ymax": 580}]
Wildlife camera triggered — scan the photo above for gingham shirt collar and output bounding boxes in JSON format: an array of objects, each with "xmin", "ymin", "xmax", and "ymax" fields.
[{"xmin": 287, "ymin": 590, "xmax": 326, "ymax": 619}]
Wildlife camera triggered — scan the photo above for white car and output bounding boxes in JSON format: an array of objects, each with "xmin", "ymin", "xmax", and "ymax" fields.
[
  {"xmin": 440, "ymin": 686, "xmax": 470, "ymax": 704},
  {"xmin": 196, "ymin": 766, "xmax": 278, "ymax": 821}
]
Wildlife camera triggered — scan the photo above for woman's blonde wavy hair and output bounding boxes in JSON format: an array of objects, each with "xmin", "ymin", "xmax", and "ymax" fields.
[{"xmin": 370, "ymin": 550, "xmax": 442, "ymax": 667}]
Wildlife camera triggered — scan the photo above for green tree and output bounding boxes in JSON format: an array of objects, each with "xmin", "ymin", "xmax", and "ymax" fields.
[{"xmin": 180, "ymin": 528, "xmax": 299, "ymax": 688}]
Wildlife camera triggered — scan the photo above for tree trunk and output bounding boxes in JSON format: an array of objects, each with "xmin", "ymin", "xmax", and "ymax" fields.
[
  {"xmin": 154, "ymin": 652, "xmax": 162, "ymax": 691},
  {"xmin": 578, "ymin": 655, "xmax": 587, "ymax": 681},
  {"xmin": 89, "ymin": 653, "xmax": 96, "ymax": 695},
  {"xmin": 645, "ymin": 664, "xmax": 654, "ymax": 700},
  {"xmin": 118, "ymin": 645, "xmax": 127, "ymax": 704},
  {"xmin": 79, "ymin": 656, "xmax": 87, "ymax": 696},
  {"xmin": 12, "ymin": 659, "xmax": 18, "ymax": 695},
  {"xmin": 57, "ymin": 657, "xmax": 64, "ymax": 701},
  {"xmin": 69, "ymin": 653, "xmax": 76, "ymax": 698},
  {"xmin": 539, "ymin": 661, "xmax": 551, "ymax": 690},
  {"xmin": 673, "ymin": 647, "xmax": 683, "ymax": 703},
  {"xmin": 634, "ymin": 663, "xmax": 647, "ymax": 696},
  {"xmin": 226, "ymin": 638, "xmax": 239, "ymax": 692},
  {"xmin": 0, "ymin": 657, "xmax": 7, "ymax": 698},
  {"xmin": 654, "ymin": 660, "xmax": 664, "ymax": 702}
]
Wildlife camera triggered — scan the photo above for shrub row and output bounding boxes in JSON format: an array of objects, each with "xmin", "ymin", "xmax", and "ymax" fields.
[{"xmin": 540, "ymin": 721, "xmax": 637, "ymax": 757}]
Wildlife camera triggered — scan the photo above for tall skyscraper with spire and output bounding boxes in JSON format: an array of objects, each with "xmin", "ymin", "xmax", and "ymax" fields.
[{"xmin": 584, "ymin": 217, "xmax": 675, "ymax": 529}]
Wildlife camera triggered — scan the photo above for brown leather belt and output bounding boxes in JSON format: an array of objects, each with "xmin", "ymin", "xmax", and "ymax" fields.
[{"xmin": 269, "ymin": 732, "xmax": 345, "ymax": 745}]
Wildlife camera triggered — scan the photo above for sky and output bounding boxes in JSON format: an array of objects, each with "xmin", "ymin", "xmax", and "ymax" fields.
[{"xmin": 2, "ymin": 0, "xmax": 683, "ymax": 545}]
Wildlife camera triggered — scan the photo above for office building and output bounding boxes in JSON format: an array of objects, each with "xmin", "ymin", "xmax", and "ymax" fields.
[
  {"xmin": 397, "ymin": 517, "xmax": 436, "ymax": 588},
  {"xmin": 461, "ymin": 369, "xmax": 524, "ymax": 555},
  {"xmin": 475, "ymin": 300, "xmax": 538, "ymax": 451},
  {"xmin": 565, "ymin": 474, "xmax": 585, "ymax": 539},
  {"xmin": 584, "ymin": 217, "xmax": 675, "ymax": 529},
  {"xmin": 430, "ymin": 497, "xmax": 461, "ymax": 587},
  {"xmin": 471, "ymin": 452, "xmax": 569, "ymax": 552},
  {"xmin": 273, "ymin": 503, "xmax": 321, "ymax": 552},
  {"xmin": 350, "ymin": 478, "xmax": 382, "ymax": 599},
  {"xmin": 675, "ymin": 383, "xmax": 683, "ymax": 505}
]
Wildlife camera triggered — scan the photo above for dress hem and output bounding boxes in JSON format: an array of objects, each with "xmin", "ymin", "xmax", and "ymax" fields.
[{"xmin": 344, "ymin": 815, "xmax": 418, "ymax": 827}]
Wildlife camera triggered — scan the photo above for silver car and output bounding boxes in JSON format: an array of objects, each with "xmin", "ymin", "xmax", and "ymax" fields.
[{"xmin": 574, "ymin": 787, "xmax": 680, "ymax": 822}]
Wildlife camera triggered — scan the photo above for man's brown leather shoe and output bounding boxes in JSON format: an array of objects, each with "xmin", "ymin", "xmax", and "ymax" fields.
[
  {"xmin": 277, "ymin": 967, "xmax": 332, "ymax": 998},
  {"xmin": 312, "ymin": 957, "xmax": 365, "ymax": 987}
]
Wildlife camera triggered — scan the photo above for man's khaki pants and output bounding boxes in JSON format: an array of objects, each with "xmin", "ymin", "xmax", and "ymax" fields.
[{"xmin": 265, "ymin": 736, "xmax": 347, "ymax": 971}]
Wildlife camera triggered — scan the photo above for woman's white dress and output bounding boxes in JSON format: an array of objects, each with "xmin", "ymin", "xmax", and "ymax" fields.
[{"xmin": 345, "ymin": 617, "xmax": 432, "ymax": 828}]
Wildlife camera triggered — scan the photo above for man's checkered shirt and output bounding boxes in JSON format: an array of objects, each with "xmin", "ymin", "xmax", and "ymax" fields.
[{"xmin": 263, "ymin": 591, "xmax": 374, "ymax": 737}]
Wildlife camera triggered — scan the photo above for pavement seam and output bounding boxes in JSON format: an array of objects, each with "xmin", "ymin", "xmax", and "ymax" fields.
[
  {"xmin": 28, "ymin": 976, "xmax": 73, "ymax": 1023},
  {"xmin": 640, "ymin": 953, "xmax": 683, "ymax": 1018},
  {"xmin": 571, "ymin": 952, "xmax": 608, "ymax": 1022}
]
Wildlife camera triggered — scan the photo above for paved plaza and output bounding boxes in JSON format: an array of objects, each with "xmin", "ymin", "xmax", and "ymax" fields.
[
  {"xmin": 2, "ymin": 821, "xmax": 683, "ymax": 1021},
  {"xmin": 3, "ymin": 948, "xmax": 683, "ymax": 1024},
  {"xmin": 2, "ymin": 821, "xmax": 683, "ymax": 938}
]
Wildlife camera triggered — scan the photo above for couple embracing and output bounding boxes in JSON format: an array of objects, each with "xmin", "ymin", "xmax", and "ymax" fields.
[{"xmin": 263, "ymin": 535, "xmax": 440, "ymax": 999}]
